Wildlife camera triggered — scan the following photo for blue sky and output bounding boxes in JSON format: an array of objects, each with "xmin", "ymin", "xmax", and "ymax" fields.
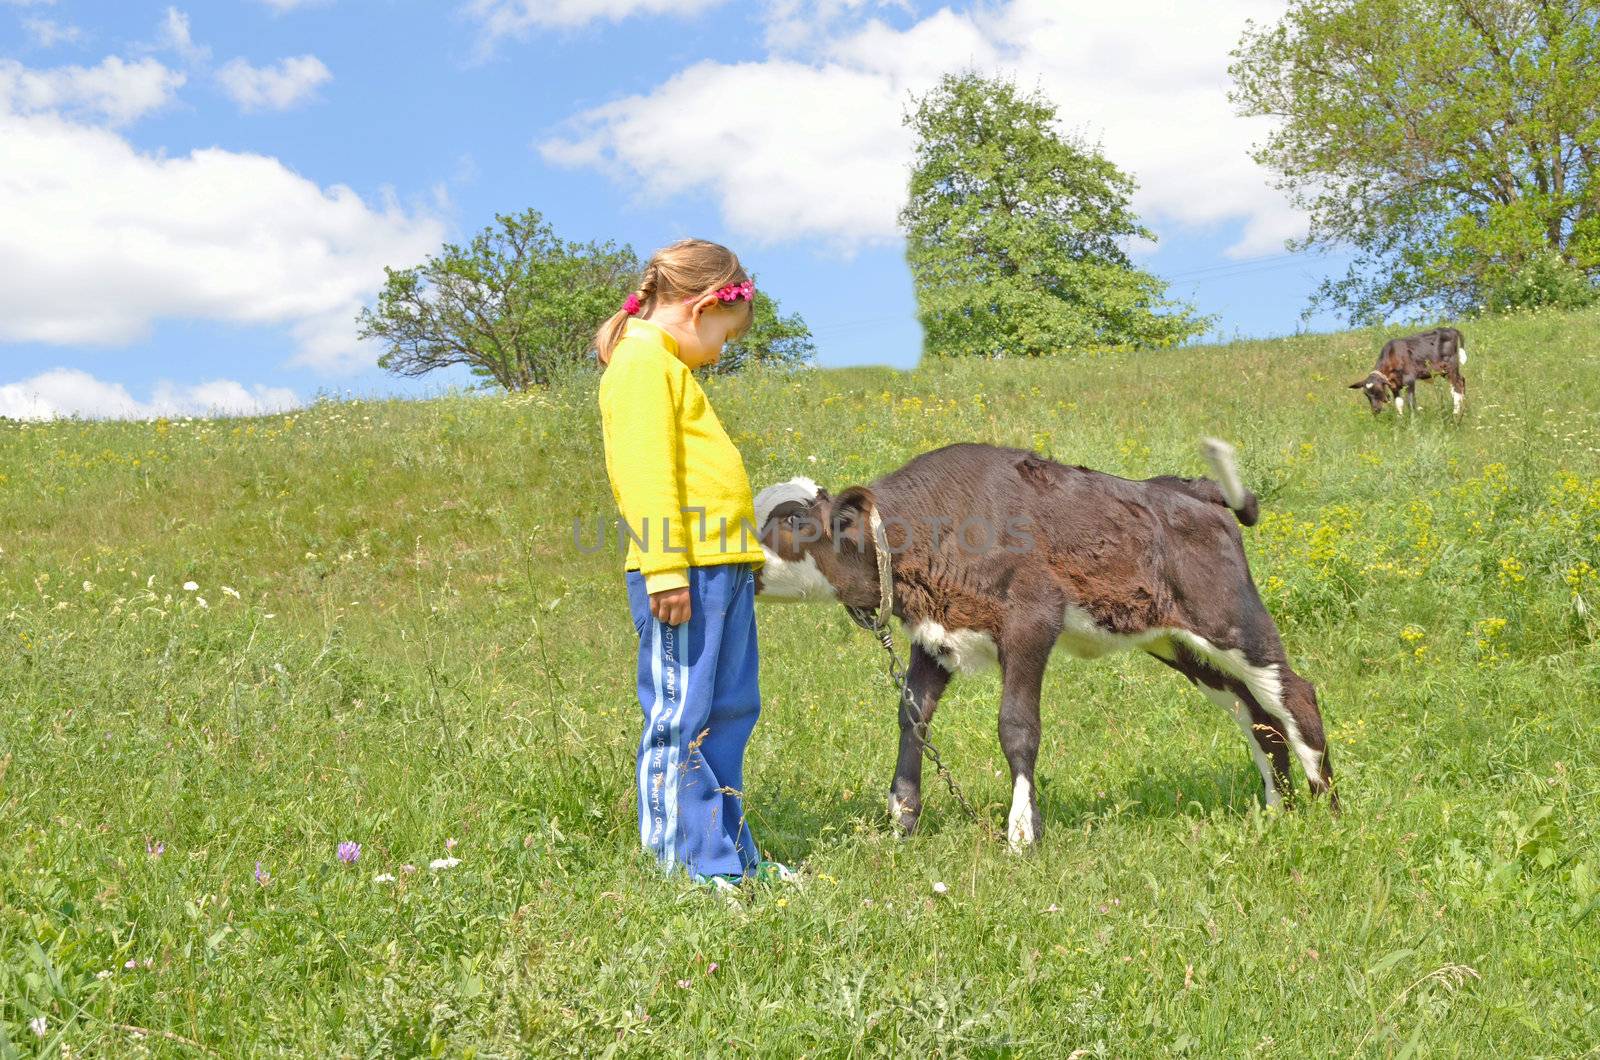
[{"xmin": 0, "ymin": 0, "xmax": 1348, "ymax": 418}]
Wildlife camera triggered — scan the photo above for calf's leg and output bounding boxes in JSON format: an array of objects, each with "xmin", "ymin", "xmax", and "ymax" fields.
[
  {"xmin": 1237, "ymin": 665, "xmax": 1338, "ymax": 812},
  {"xmin": 889, "ymin": 643, "xmax": 952, "ymax": 835},
  {"xmin": 998, "ymin": 639, "xmax": 1051, "ymax": 852},
  {"xmin": 1196, "ymin": 684, "xmax": 1289, "ymax": 809}
]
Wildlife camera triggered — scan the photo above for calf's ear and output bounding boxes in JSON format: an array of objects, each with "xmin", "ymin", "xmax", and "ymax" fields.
[
  {"xmin": 1348, "ymin": 379, "xmax": 1369, "ymax": 389},
  {"xmin": 829, "ymin": 485, "xmax": 877, "ymax": 550}
]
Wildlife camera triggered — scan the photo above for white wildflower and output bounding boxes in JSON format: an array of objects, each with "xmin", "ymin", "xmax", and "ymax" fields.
[
  {"xmin": 196, "ymin": 597, "xmax": 208, "ymax": 609},
  {"xmin": 932, "ymin": 881, "xmax": 948, "ymax": 895},
  {"xmin": 221, "ymin": 586, "xmax": 240, "ymax": 599},
  {"xmin": 182, "ymin": 581, "xmax": 198, "ymax": 592},
  {"xmin": 82, "ymin": 580, "xmax": 94, "ymax": 592},
  {"xmin": 373, "ymin": 873, "xmax": 396, "ymax": 884},
  {"xmin": 429, "ymin": 857, "xmax": 461, "ymax": 870},
  {"xmin": 30, "ymin": 1015, "xmax": 47, "ymax": 1037}
]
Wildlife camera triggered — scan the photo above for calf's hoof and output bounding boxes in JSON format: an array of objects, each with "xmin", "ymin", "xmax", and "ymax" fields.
[
  {"xmin": 1006, "ymin": 779, "xmax": 1040, "ymax": 854},
  {"xmin": 888, "ymin": 792, "xmax": 921, "ymax": 837},
  {"xmin": 1006, "ymin": 816, "xmax": 1040, "ymax": 855}
]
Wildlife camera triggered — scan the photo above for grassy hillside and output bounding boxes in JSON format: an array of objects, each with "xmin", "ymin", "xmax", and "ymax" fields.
[{"xmin": 2, "ymin": 310, "xmax": 1598, "ymax": 1056}]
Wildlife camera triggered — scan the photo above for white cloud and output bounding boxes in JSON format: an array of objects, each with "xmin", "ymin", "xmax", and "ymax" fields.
[
  {"xmin": 153, "ymin": 6, "xmax": 211, "ymax": 66},
  {"xmin": 216, "ymin": 54, "xmax": 332, "ymax": 112},
  {"xmin": 0, "ymin": 369, "xmax": 300, "ymax": 421},
  {"xmin": 542, "ymin": 0, "xmax": 1302, "ymax": 259},
  {"xmin": 542, "ymin": 57, "xmax": 922, "ymax": 252},
  {"xmin": 22, "ymin": 18, "xmax": 83, "ymax": 47},
  {"xmin": 464, "ymin": 0, "xmax": 730, "ymax": 36},
  {"xmin": 0, "ymin": 56, "xmax": 184, "ymax": 125},
  {"xmin": 763, "ymin": 0, "xmax": 912, "ymax": 49},
  {"xmin": 0, "ymin": 62, "xmax": 444, "ymax": 373}
]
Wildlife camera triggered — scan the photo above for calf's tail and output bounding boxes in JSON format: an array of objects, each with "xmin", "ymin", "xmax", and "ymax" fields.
[{"xmin": 1200, "ymin": 437, "xmax": 1260, "ymax": 527}]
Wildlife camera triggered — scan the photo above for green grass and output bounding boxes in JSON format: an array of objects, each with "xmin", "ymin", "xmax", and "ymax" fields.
[{"xmin": 2, "ymin": 309, "xmax": 1599, "ymax": 1056}]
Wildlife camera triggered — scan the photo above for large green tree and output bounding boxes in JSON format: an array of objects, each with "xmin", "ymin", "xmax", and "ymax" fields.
[
  {"xmin": 359, "ymin": 210, "xmax": 640, "ymax": 391},
  {"xmin": 1231, "ymin": 0, "xmax": 1600, "ymax": 320},
  {"xmin": 899, "ymin": 73, "xmax": 1210, "ymax": 358},
  {"xmin": 359, "ymin": 209, "xmax": 813, "ymax": 389}
]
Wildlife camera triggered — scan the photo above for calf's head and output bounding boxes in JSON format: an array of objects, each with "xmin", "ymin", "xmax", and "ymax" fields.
[
  {"xmin": 1348, "ymin": 371, "xmax": 1391, "ymax": 414},
  {"xmin": 751, "ymin": 477, "xmax": 881, "ymax": 608}
]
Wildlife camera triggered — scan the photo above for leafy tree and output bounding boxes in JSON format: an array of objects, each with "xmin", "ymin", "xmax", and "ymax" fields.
[
  {"xmin": 1231, "ymin": 0, "xmax": 1600, "ymax": 321},
  {"xmin": 707, "ymin": 292, "xmax": 816, "ymax": 375},
  {"xmin": 359, "ymin": 210, "xmax": 638, "ymax": 390},
  {"xmin": 899, "ymin": 72, "xmax": 1210, "ymax": 357},
  {"xmin": 360, "ymin": 209, "xmax": 813, "ymax": 388},
  {"xmin": 1481, "ymin": 248, "xmax": 1598, "ymax": 313}
]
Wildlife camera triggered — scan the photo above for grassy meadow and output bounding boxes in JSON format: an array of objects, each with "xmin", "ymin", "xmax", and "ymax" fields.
[{"xmin": 2, "ymin": 310, "xmax": 1599, "ymax": 1056}]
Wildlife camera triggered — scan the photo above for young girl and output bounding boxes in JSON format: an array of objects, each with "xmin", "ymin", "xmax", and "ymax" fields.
[{"xmin": 595, "ymin": 239, "xmax": 789, "ymax": 887}]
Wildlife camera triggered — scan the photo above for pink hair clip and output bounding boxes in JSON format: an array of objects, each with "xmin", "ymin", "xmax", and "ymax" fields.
[
  {"xmin": 681, "ymin": 280, "xmax": 756, "ymax": 306},
  {"xmin": 622, "ymin": 293, "xmax": 642, "ymax": 316},
  {"xmin": 716, "ymin": 280, "xmax": 755, "ymax": 304}
]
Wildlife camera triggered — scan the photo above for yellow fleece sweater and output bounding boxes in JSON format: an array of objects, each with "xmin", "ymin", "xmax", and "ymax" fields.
[{"xmin": 598, "ymin": 319, "xmax": 764, "ymax": 593}]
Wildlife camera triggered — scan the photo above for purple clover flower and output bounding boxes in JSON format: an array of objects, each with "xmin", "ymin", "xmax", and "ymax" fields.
[
  {"xmin": 255, "ymin": 861, "xmax": 270, "ymax": 886},
  {"xmin": 337, "ymin": 841, "xmax": 361, "ymax": 864}
]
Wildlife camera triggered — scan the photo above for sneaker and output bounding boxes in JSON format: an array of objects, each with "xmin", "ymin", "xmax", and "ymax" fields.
[
  {"xmin": 692, "ymin": 873, "xmax": 744, "ymax": 893},
  {"xmin": 752, "ymin": 860, "xmax": 801, "ymax": 884}
]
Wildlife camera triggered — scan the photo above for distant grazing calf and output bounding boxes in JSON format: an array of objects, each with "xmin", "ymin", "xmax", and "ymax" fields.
[
  {"xmin": 753, "ymin": 441, "xmax": 1336, "ymax": 851},
  {"xmin": 1350, "ymin": 327, "xmax": 1468, "ymax": 415}
]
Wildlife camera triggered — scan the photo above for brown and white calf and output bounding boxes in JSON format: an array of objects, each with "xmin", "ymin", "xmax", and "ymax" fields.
[
  {"xmin": 753, "ymin": 441, "xmax": 1336, "ymax": 850},
  {"xmin": 1350, "ymin": 327, "xmax": 1468, "ymax": 415}
]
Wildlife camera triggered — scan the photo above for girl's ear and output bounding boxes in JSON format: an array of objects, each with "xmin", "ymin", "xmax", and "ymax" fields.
[{"xmin": 687, "ymin": 293, "xmax": 720, "ymax": 324}]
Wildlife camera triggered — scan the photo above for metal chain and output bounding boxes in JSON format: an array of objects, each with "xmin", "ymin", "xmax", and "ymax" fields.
[{"xmin": 846, "ymin": 520, "xmax": 997, "ymax": 838}]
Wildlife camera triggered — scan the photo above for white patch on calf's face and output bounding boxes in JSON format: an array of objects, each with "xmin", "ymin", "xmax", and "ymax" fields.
[
  {"xmin": 908, "ymin": 620, "xmax": 999, "ymax": 673},
  {"xmin": 755, "ymin": 548, "xmax": 836, "ymax": 602},
  {"xmin": 1007, "ymin": 775, "xmax": 1035, "ymax": 851},
  {"xmin": 752, "ymin": 476, "xmax": 820, "ymax": 530}
]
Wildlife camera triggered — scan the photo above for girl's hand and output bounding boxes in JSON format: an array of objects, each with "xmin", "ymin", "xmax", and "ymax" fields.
[{"xmin": 650, "ymin": 587, "xmax": 691, "ymax": 626}]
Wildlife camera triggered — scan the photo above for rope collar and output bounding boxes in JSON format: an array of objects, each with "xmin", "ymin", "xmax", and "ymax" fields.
[
  {"xmin": 869, "ymin": 506, "xmax": 893, "ymax": 625},
  {"xmin": 845, "ymin": 504, "xmax": 895, "ymax": 634}
]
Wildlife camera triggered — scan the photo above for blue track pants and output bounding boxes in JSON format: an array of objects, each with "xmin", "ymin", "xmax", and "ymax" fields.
[{"xmin": 626, "ymin": 563, "xmax": 761, "ymax": 878}]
